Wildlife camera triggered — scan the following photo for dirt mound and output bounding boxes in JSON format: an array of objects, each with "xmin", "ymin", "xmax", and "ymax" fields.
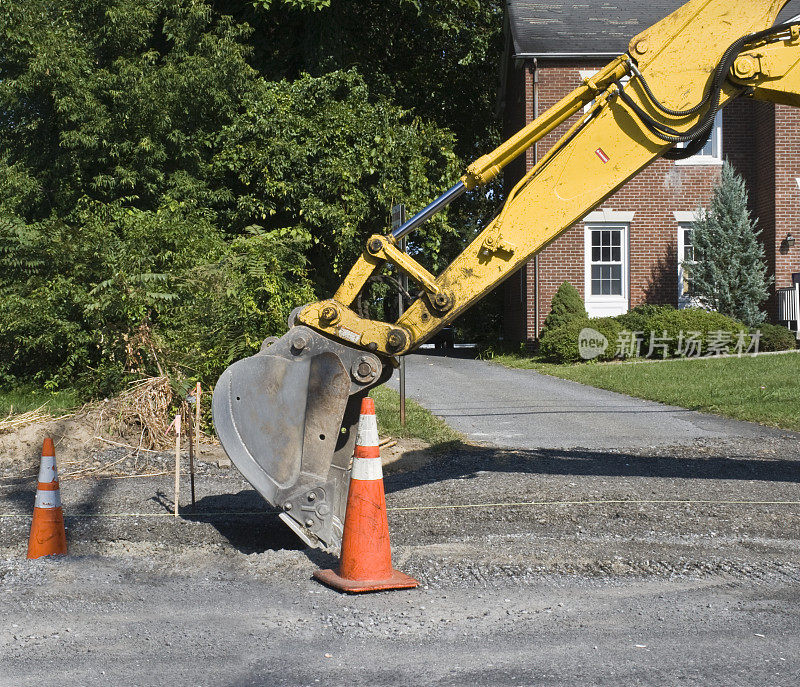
[
  {"xmin": 0, "ymin": 377, "xmax": 433, "ymax": 478},
  {"xmin": 0, "ymin": 377, "xmax": 206, "ymax": 474}
]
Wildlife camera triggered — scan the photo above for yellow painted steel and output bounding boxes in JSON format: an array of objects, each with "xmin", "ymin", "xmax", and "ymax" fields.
[
  {"xmin": 332, "ymin": 253, "xmax": 382, "ymax": 307},
  {"xmin": 461, "ymin": 56, "xmax": 630, "ymax": 189},
  {"xmin": 298, "ymin": 0, "xmax": 800, "ymax": 356},
  {"xmin": 731, "ymin": 27, "xmax": 800, "ymax": 107}
]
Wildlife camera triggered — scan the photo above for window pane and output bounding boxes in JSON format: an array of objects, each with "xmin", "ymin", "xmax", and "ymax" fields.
[
  {"xmin": 683, "ymin": 227, "xmax": 694, "ymax": 261},
  {"xmin": 592, "ymin": 230, "xmax": 601, "ymax": 248},
  {"xmin": 609, "ymin": 265, "xmax": 622, "ymax": 295},
  {"xmin": 592, "ymin": 246, "xmax": 601, "ymax": 262},
  {"xmin": 611, "ymin": 246, "xmax": 621, "ymax": 262}
]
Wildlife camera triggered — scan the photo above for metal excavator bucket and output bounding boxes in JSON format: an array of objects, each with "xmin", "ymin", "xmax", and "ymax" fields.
[{"xmin": 212, "ymin": 325, "xmax": 392, "ymax": 548}]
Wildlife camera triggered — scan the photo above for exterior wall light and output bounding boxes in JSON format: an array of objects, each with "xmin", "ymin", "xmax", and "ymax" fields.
[{"xmin": 787, "ymin": 233, "xmax": 796, "ymax": 248}]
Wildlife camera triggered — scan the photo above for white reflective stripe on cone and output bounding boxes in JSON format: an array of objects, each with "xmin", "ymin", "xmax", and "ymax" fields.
[
  {"xmin": 37, "ymin": 455, "xmax": 58, "ymax": 483},
  {"xmin": 355, "ymin": 413, "xmax": 379, "ymax": 447},
  {"xmin": 34, "ymin": 490, "xmax": 62, "ymax": 509},
  {"xmin": 351, "ymin": 457, "xmax": 383, "ymax": 481}
]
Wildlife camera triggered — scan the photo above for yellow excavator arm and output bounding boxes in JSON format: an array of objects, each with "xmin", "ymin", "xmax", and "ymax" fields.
[{"xmin": 213, "ymin": 0, "xmax": 800, "ymax": 548}]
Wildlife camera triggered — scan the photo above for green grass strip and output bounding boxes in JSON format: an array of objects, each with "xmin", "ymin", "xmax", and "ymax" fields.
[
  {"xmin": 372, "ymin": 384, "xmax": 461, "ymax": 447},
  {"xmin": 491, "ymin": 352, "xmax": 800, "ymax": 432}
]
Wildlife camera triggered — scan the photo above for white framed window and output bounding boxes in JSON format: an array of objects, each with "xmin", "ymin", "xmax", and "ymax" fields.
[
  {"xmin": 584, "ymin": 222, "xmax": 629, "ymax": 317},
  {"xmin": 674, "ymin": 110, "xmax": 723, "ymax": 165},
  {"xmin": 674, "ymin": 211, "xmax": 705, "ymax": 308},
  {"xmin": 677, "ymin": 222, "xmax": 699, "ymax": 308}
]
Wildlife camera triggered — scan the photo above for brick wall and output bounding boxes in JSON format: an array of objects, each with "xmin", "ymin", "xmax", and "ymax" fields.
[
  {"xmin": 773, "ymin": 105, "xmax": 800, "ymax": 302},
  {"xmin": 749, "ymin": 102, "xmax": 777, "ymax": 318},
  {"xmin": 504, "ymin": 60, "xmax": 724, "ymax": 342},
  {"xmin": 735, "ymin": 102, "xmax": 800, "ymax": 321}
]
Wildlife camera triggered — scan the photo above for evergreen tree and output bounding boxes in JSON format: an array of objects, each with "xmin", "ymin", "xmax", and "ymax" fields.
[
  {"xmin": 541, "ymin": 282, "xmax": 587, "ymax": 334},
  {"xmin": 687, "ymin": 163, "xmax": 771, "ymax": 326}
]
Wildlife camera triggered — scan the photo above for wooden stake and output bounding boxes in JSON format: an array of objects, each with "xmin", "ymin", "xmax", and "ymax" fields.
[
  {"xmin": 173, "ymin": 413, "xmax": 181, "ymax": 517},
  {"xmin": 186, "ymin": 401, "xmax": 196, "ymax": 509}
]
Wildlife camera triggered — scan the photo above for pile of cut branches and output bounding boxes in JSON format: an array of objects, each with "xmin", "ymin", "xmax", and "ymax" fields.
[{"xmin": 100, "ymin": 376, "xmax": 175, "ymax": 450}]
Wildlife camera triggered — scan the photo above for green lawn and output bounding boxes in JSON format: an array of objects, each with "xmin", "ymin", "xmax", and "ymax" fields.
[
  {"xmin": 0, "ymin": 387, "xmax": 81, "ymax": 416},
  {"xmin": 491, "ymin": 352, "xmax": 800, "ymax": 431},
  {"xmin": 372, "ymin": 384, "xmax": 461, "ymax": 447}
]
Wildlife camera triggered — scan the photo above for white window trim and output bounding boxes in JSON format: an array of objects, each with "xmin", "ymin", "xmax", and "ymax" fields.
[
  {"xmin": 674, "ymin": 110, "xmax": 724, "ymax": 166},
  {"xmin": 673, "ymin": 210, "xmax": 704, "ymax": 224},
  {"xmin": 796, "ymin": 178, "xmax": 800, "ymax": 191},
  {"xmin": 677, "ymin": 222, "xmax": 701, "ymax": 309},
  {"xmin": 584, "ymin": 209, "xmax": 636, "ymax": 223},
  {"xmin": 584, "ymin": 222, "xmax": 630, "ymax": 318}
]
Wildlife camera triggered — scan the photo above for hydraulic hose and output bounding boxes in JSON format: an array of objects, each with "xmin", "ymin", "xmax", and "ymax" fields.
[{"xmin": 624, "ymin": 21, "xmax": 799, "ymax": 155}]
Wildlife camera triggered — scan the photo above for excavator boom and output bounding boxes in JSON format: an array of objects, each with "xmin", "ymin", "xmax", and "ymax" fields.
[{"xmin": 213, "ymin": 0, "xmax": 800, "ymax": 548}]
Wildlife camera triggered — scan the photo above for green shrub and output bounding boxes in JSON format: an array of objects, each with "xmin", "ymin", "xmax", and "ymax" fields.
[
  {"xmin": 756, "ymin": 323, "xmax": 797, "ymax": 352},
  {"xmin": 541, "ymin": 282, "xmax": 587, "ymax": 335},
  {"xmin": 642, "ymin": 308, "xmax": 750, "ymax": 357},
  {"xmin": 617, "ymin": 304, "xmax": 676, "ymax": 334},
  {"xmin": 539, "ymin": 317, "xmax": 623, "ymax": 364}
]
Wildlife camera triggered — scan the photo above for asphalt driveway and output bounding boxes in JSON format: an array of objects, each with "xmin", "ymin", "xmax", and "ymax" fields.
[{"xmin": 389, "ymin": 350, "xmax": 791, "ymax": 449}]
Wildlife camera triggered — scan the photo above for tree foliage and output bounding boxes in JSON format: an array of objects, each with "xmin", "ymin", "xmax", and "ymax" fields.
[
  {"xmin": 687, "ymin": 163, "xmax": 771, "ymax": 327},
  {"xmin": 541, "ymin": 282, "xmax": 588, "ymax": 335},
  {"xmin": 0, "ymin": 0, "xmax": 479, "ymax": 392}
]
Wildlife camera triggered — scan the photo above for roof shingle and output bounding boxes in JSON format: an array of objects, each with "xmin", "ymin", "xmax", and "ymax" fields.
[{"xmin": 507, "ymin": 0, "xmax": 800, "ymax": 56}]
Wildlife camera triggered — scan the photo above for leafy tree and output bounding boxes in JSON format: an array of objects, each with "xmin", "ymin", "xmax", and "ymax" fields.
[
  {"xmin": 0, "ymin": 0, "xmax": 462, "ymax": 392},
  {"xmin": 541, "ymin": 282, "xmax": 588, "ymax": 335},
  {"xmin": 231, "ymin": 0, "xmax": 505, "ymax": 161},
  {"xmin": 687, "ymin": 163, "xmax": 771, "ymax": 326}
]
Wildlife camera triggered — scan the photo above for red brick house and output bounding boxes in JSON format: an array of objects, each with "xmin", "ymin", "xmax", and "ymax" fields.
[{"xmin": 500, "ymin": 1, "xmax": 800, "ymax": 343}]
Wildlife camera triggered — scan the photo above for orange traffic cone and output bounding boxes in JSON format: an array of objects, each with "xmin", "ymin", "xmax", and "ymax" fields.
[
  {"xmin": 314, "ymin": 397, "xmax": 418, "ymax": 593},
  {"xmin": 27, "ymin": 438, "xmax": 67, "ymax": 559}
]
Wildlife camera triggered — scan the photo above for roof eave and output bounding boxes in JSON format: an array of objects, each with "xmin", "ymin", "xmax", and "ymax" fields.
[{"xmin": 513, "ymin": 52, "xmax": 622, "ymax": 60}]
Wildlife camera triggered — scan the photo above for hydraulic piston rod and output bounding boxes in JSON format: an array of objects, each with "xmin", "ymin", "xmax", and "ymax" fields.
[{"xmin": 391, "ymin": 181, "xmax": 466, "ymax": 240}]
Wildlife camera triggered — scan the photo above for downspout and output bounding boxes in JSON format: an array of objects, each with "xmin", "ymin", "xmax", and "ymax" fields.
[{"xmin": 532, "ymin": 58, "xmax": 540, "ymax": 341}]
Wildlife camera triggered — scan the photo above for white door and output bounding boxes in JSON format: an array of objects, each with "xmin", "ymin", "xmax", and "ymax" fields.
[{"xmin": 584, "ymin": 223, "xmax": 629, "ymax": 317}]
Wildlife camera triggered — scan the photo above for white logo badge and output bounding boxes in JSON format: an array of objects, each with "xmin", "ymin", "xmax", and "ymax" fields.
[{"xmin": 578, "ymin": 327, "xmax": 608, "ymax": 360}]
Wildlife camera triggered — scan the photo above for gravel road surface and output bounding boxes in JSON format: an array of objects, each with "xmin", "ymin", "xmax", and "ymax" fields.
[
  {"xmin": 389, "ymin": 350, "xmax": 786, "ymax": 449},
  {"xmin": 2, "ymin": 428, "xmax": 800, "ymax": 686}
]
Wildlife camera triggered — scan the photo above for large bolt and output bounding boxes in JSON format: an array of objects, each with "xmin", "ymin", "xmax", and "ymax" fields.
[
  {"xmin": 386, "ymin": 329, "xmax": 407, "ymax": 352},
  {"xmin": 432, "ymin": 291, "xmax": 453, "ymax": 313},
  {"xmin": 305, "ymin": 518, "xmax": 315, "ymax": 528},
  {"xmin": 734, "ymin": 56, "xmax": 757, "ymax": 79},
  {"xmin": 368, "ymin": 238, "xmax": 383, "ymax": 254},
  {"xmin": 291, "ymin": 335, "xmax": 308, "ymax": 351},
  {"xmin": 357, "ymin": 361, "xmax": 373, "ymax": 378},
  {"xmin": 634, "ymin": 39, "xmax": 649, "ymax": 55},
  {"xmin": 283, "ymin": 502, "xmax": 292, "ymax": 511},
  {"xmin": 320, "ymin": 304, "xmax": 339, "ymax": 324},
  {"xmin": 307, "ymin": 492, "xmax": 316, "ymax": 502}
]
